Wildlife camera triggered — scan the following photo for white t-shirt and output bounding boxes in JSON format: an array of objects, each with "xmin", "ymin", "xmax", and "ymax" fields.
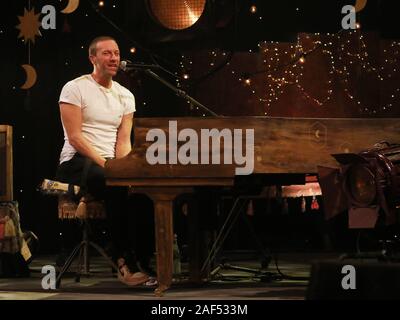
[{"xmin": 58, "ymin": 74, "xmax": 135, "ymax": 164}]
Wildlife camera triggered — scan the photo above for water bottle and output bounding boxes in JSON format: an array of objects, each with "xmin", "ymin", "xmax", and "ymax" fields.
[{"xmin": 173, "ymin": 234, "xmax": 181, "ymax": 275}]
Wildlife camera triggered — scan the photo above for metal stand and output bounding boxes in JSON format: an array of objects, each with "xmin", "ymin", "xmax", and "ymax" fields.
[
  {"xmin": 201, "ymin": 195, "xmax": 276, "ymax": 281},
  {"xmin": 121, "ymin": 64, "xmax": 219, "ymax": 116},
  {"xmin": 56, "ymin": 220, "xmax": 118, "ymax": 288}
]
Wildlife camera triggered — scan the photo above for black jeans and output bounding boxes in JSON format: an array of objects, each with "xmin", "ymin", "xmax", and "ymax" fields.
[{"xmin": 56, "ymin": 153, "xmax": 154, "ymax": 269}]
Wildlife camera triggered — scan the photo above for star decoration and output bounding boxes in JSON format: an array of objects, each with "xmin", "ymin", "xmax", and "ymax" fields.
[{"xmin": 16, "ymin": 7, "xmax": 42, "ymax": 44}]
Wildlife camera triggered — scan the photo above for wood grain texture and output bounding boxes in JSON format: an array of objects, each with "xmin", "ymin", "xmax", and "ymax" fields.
[
  {"xmin": 106, "ymin": 117, "xmax": 400, "ymax": 179},
  {"xmin": 0, "ymin": 125, "xmax": 13, "ymax": 202}
]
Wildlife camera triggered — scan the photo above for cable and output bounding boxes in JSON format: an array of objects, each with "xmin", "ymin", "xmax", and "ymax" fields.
[
  {"xmin": 272, "ymin": 251, "xmax": 310, "ymax": 281},
  {"xmin": 191, "ymin": 51, "xmax": 234, "ymax": 85}
]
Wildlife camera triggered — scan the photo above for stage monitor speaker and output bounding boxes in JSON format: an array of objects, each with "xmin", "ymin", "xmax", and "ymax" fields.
[{"xmin": 306, "ymin": 260, "xmax": 400, "ymax": 300}]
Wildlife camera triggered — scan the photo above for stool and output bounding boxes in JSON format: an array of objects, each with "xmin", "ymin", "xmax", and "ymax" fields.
[{"xmin": 56, "ymin": 194, "xmax": 118, "ymax": 287}]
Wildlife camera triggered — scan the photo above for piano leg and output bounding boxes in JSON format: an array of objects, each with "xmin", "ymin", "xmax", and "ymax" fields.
[
  {"xmin": 153, "ymin": 197, "xmax": 174, "ymax": 296},
  {"xmin": 137, "ymin": 187, "xmax": 192, "ymax": 296}
]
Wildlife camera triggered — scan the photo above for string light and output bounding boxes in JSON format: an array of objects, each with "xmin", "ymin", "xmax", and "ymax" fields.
[
  {"xmin": 178, "ymin": 29, "xmax": 399, "ymax": 116},
  {"xmin": 130, "ymin": 47, "xmax": 136, "ymax": 54},
  {"xmin": 250, "ymin": 5, "xmax": 257, "ymax": 14},
  {"xmin": 98, "ymin": 1, "xmax": 105, "ymax": 7}
]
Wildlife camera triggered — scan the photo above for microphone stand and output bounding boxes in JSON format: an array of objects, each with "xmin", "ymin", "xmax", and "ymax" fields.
[{"xmin": 124, "ymin": 66, "xmax": 219, "ymax": 117}]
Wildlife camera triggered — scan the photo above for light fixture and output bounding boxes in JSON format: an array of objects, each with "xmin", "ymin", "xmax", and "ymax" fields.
[
  {"xmin": 147, "ymin": 0, "xmax": 207, "ymax": 30},
  {"xmin": 318, "ymin": 142, "xmax": 400, "ymax": 229}
]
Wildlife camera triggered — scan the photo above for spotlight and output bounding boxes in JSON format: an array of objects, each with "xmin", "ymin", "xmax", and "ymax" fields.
[
  {"xmin": 318, "ymin": 142, "xmax": 400, "ymax": 229},
  {"xmin": 147, "ymin": 0, "xmax": 207, "ymax": 30}
]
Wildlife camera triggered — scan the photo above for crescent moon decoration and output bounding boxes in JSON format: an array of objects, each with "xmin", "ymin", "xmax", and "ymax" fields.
[
  {"xmin": 354, "ymin": 0, "xmax": 368, "ymax": 12},
  {"xmin": 61, "ymin": 0, "xmax": 80, "ymax": 14},
  {"xmin": 315, "ymin": 130, "xmax": 320, "ymax": 139},
  {"xmin": 21, "ymin": 64, "xmax": 37, "ymax": 90}
]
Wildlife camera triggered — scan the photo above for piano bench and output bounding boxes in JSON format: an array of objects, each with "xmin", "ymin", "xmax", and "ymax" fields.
[{"xmin": 58, "ymin": 194, "xmax": 107, "ymax": 220}]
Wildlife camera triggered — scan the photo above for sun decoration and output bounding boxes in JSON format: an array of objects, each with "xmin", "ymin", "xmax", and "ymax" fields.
[{"xmin": 16, "ymin": 7, "xmax": 42, "ymax": 44}]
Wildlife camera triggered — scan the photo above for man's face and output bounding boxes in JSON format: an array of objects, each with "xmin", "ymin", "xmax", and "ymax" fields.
[{"xmin": 90, "ymin": 39, "xmax": 120, "ymax": 77}]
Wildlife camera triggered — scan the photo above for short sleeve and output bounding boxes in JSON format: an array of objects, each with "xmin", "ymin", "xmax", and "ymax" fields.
[
  {"xmin": 119, "ymin": 88, "xmax": 136, "ymax": 115},
  {"xmin": 59, "ymin": 81, "xmax": 82, "ymax": 107},
  {"xmin": 124, "ymin": 92, "xmax": 135, "ymax": 115}
]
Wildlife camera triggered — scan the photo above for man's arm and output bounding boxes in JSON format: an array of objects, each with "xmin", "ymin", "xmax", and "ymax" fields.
[
  {"xmin": 60, "ymin": 102, "xmax": 107, "ymax": 167},
  {"xmin": 115, "ymin": 113, "xmax": 133, "ymax": 159}
]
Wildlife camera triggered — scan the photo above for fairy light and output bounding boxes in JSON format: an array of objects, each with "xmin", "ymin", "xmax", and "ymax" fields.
[{"xmin": 176, "ymin": 31, "xmax": 399, "ymax": 116}]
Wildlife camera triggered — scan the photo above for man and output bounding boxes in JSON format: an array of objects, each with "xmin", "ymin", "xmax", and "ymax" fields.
[{"xmin": 56, "ymin": 36, "xmax": 152, "ymax": 286}]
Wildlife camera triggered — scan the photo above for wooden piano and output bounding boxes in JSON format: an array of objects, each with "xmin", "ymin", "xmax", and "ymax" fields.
[{"xmin": 105, "ymin": 116, "xmax": 400, "ymax": 295}]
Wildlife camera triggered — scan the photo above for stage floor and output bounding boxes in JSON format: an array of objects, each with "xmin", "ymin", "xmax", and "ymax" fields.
[{"xmin": 0, "ymin": 252, "xmax": 329, "ymax": 300}]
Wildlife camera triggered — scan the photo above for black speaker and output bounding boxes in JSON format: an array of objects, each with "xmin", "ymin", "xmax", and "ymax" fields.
[{"xmin": 306, "ymin": 260, "xmax": 400, "ymax": 300}]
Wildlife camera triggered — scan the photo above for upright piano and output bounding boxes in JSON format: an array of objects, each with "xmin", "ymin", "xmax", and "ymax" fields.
[{"xmin": 105, "ymin": 116, "xmax": 400, "ymax": 295}]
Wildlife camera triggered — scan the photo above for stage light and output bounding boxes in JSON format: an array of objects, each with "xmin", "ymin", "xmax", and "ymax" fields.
[
  {"xmin": 147, "ymin": 0, "xmax": 207, "ymax": 30},
  {"xmin": 318, "ymin": 142, "xmax": 400, "ymax": 229}
]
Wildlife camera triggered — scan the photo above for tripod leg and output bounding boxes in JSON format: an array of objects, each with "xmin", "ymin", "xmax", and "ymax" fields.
[
  {"xmin": 89, "ymin": 241, "xmax": 119, "ymax": 273},
  {"xmin": 75, "ymin": 242, "xmax": 85, "ymax": 282},
  {"xmin": 241, "ymin": 212, "xmax": 272, "ymax": 267},
  {"xmin": 201, "ymin": 198, "xmax": 249, "ymax": 275},
  {"xmin": 56, "ymin": 241, "xmax": 85, "ymax": 287}
]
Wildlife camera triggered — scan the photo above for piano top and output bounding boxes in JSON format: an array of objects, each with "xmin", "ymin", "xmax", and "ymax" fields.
[{"xmin": 105, "ymin": 117, "xmax": 400, "ymax": 186}]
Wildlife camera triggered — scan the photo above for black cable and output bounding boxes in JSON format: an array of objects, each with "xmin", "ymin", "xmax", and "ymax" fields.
[
  {"xmin": 272, "ymin": 251, "xmax": 310, "ymax": 281},
  {"xmin": 192, "ymin": 51, "xmax": 234, "ymax": 85}
]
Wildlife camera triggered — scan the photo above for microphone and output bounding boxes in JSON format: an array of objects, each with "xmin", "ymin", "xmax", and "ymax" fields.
[{"xmin": 119, "ymin": 60, "xmax": 161, "ymax": 72}]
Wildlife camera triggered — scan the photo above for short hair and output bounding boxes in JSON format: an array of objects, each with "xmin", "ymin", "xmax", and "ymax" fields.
[{"xmin": 88, "ymin": 36, "xmax": 117, "ymax": 56}]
